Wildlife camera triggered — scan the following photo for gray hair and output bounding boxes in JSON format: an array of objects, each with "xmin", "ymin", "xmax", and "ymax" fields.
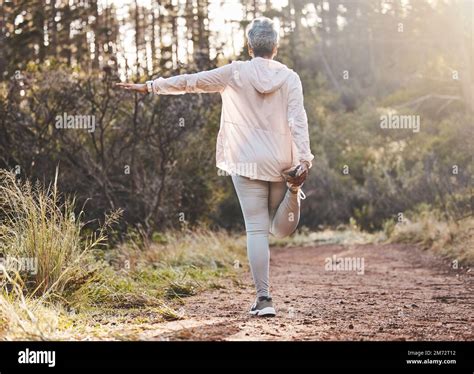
[{"xmin": 246, "ymin": 17, "xmax": 279, "ymax": 57}]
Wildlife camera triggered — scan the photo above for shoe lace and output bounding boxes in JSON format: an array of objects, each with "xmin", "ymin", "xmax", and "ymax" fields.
[{"xmin": 298, "ymin": 189, "xmax": 306, "ymax": 200}]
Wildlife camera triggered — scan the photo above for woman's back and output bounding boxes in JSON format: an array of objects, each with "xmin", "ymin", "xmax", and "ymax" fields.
[
  {"xmin": 218, "ymin": 58, "xmax": 300, "ymax": 180},
  {"xmin": 145, "ymin": 57, "xmax": 312, "ymax": 181}
]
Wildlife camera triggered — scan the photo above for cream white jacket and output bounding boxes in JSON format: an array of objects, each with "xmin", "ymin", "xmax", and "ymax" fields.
[{"xmin": 151, "ymin": 57, "xmax": 314, "ymax": 181}]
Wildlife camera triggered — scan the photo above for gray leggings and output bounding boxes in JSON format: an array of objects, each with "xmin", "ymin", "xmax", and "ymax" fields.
[{"xmin": 231, "ymin": 175, "xmax": 301, "ymax": 298}]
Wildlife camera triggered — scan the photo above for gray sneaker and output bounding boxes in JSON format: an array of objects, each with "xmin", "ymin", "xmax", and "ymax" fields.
[{"xmin": 249, "ymin": 296, "xmax": 276, "ymax": 317}]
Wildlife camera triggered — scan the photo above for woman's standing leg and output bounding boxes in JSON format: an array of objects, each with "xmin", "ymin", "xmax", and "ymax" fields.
[
  {"xmin": 231, "ymin": 175, "xmax": 271, "ymax": 298},
  {"xmin": 269, "ymin": 182, "xmax": 301, "ymax": 238}
]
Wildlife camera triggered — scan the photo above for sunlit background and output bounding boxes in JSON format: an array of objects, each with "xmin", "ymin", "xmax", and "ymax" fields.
[
  {"xmin": 0, "ymin": 0, "xmax": 473, "ymax": 342},
  {"xmin": 108, "ymin": 0, "xmax": 287, "ymax": 77},
  {"xmin": 1, "ymin": 0, "xmax": 472, "ymax": 232}
]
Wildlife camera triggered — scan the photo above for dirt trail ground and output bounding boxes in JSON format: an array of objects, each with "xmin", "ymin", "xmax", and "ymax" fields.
[{"xmin": 139, "ymin": 244, "xmax": 473, "ymax": 341}]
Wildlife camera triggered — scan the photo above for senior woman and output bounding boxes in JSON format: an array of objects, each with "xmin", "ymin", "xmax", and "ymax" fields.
[{"xmin": 117, "ymin": 17, "xmax": 314, "ymax": 317}]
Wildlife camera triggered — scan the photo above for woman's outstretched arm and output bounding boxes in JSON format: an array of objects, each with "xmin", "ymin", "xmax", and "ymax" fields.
[{"xmin": 116, "ymin": 64, "xmax": 234, "ymax": 95}]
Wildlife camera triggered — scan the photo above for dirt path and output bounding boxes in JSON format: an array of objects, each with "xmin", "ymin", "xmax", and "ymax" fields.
[{"xmin": 140, "ymin": 244, "xmax": 473, "ymax": 341}]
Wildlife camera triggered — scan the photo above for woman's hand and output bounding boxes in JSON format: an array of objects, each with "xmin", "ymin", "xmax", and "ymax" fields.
[
  {"xmin": 115, "ymin": 82, "xmax": 148, "ymax": 94},
  {"xmin": 291, "ymin": 162, "xmax": 309, "ymax": 185}
]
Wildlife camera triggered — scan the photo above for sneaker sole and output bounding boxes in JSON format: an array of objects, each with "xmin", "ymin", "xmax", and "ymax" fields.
[{"xmin": 249, "ymin": 307, "xmax": 276, "ymax": 317}]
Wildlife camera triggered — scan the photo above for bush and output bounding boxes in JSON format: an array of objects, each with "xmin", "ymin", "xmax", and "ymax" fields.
[
  {"xmin": 0, "ymin": 168, "xmax": 119, "ymax": 298},
  {"xmin": 386, "ymin": 207, "xmax": 474, "ymax": 266}
]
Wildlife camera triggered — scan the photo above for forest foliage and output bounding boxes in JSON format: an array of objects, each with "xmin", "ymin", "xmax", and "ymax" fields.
[{"xmin": 0, "ymin": 0, "xmax": 472, "ymax": 234}]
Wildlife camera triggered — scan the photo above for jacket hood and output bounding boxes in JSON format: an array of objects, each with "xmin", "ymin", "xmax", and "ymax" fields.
[{"xmin": 247, "ymin": 57, "xmax": 293, "ymax": 94}]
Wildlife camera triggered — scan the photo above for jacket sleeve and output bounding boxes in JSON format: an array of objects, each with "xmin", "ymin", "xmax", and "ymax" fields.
[
  {"xmin": 151, "ymin": 64, "xmax": 233, "ymax": 95},
  {"xmin": 287, "ymin": 73, "xmax": 315, "ymax": 168}
]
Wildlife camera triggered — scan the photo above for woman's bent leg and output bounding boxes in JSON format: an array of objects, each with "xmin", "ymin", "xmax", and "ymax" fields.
[
  {"xmin": 269, "ymin": 182, "xmax": 301, "ymax": 238},
  {"xmin": 231, "ymin": 175, "xmax": 271, "ymax": 298}
]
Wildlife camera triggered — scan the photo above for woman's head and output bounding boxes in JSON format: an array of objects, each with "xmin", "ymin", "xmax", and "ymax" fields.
[{"xmin": 246, "ymin": 17, "xmax": 279, "ymax": 59}]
